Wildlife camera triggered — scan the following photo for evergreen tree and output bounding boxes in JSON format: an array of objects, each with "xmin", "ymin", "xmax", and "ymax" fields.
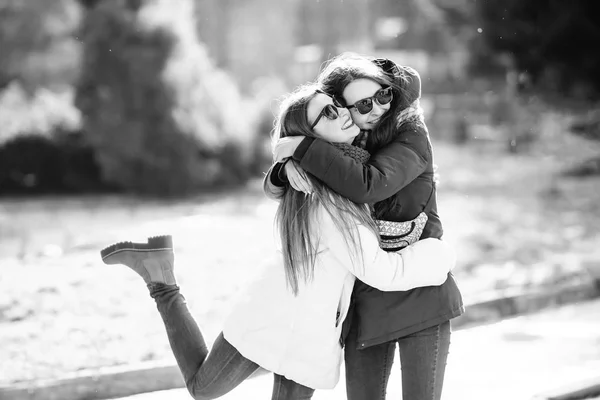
[
  {"xmin": 75, "ymin": 0, "xmax": 256, "ymax": 196},
  {"xmin": 0, "ymin": 0, "xmax": 79, "ymax": 89}
]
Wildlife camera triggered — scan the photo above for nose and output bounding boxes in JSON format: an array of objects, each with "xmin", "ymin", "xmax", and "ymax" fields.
[{"xmin": 339, "ymin": 107, "xmax": 352, "ymax": 118}]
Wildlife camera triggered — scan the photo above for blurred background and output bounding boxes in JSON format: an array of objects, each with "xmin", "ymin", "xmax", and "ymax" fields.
[
  {"xmin": 1, "ymin": 0, "xmax": 599, "ymax": 197},
  {"xmin": 1, "ymin": 0, "xmax": 600, "ymax": 397}
]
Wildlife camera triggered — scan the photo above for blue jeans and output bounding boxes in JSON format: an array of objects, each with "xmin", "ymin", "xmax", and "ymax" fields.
[
  {"xmin": 344, "ymin": 321, "xmax": 451, "ymax": 400},
  {"xmin": 149, "ymin": 283, "xmax": 315, "ymax": 400}
]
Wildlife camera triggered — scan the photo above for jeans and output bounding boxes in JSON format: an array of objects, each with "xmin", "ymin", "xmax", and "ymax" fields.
[
  {"xmin": 344, "ymin": 320, "xmax": 451, "ymax": 400},
  {"xmin": 149, "ymin": 283, "xmax": 315, "ymax": 400}
]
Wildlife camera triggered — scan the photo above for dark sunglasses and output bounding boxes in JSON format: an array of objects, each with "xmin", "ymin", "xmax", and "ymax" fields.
[
  {"xmin": 310, "ymin": 93, "xmax": 343, "ymax": 129},
  {"xmin": 347, "ymin": 86, "xmax": 393, "ymax": 115}
]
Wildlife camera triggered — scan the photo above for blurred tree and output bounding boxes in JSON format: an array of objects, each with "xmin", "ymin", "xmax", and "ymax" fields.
[
  {"xmin": 0, "ymin": 132, "xmax": 105, "ymax": 194},
  {"xmin": 0, "ymin": 135, "xmax": 65, "ymax": 194},
  {"xmin": 75, "ymin": 0, "xmax": 258, "ymax": 196},
  {"xmin": 565, "ymin": 110, "xmax": 600, "ymax": 177},
  {"xmin": 298, "ymin": 0, "xmax": 373, "ymax": 65},
  {"xmin": 472, "ymin": 0, "xmax": 600, "ymax": 99},
  {"xmin": 375, "ymin": 0, "xmax": 452, "ymax": 53},
  {"xmin": 194, "ymin": 0, "xmax": 230, "ymax": 69},
  {"xmin": 0, "ymin": 0, "xmax": 80, "ymax": 90}
]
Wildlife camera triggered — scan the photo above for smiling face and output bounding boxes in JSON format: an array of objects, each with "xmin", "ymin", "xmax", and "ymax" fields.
[
  {"xmin": 343, "ymin": 78, "xmax": 392, "ymax": 131},
  {"xmin": 306, "ymin": 93, "xmax": 360, "ymax": 144}
]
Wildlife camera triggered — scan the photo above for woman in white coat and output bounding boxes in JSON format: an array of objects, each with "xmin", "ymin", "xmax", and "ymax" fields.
[{"xmin": 100, "ymin": 84, "xmax": 455, "ymax": 400}]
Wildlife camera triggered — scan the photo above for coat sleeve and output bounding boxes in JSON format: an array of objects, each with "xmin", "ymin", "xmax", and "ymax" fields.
[
  {"xmin": 292, "ymin": 128, "xmax": 429, "ymax": 204},
  {"xmin": 318, "ymin": 206, "xmax": 454, "ymax": 291},
  {"xmin": 262, "ymin": 163, "xmax": 286, "ymax": 201}
]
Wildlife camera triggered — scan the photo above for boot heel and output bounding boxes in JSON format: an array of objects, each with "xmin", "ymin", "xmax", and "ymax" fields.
[{"xmin": 147, "ymin": 235, "xmax": 173, "ymax": 249}]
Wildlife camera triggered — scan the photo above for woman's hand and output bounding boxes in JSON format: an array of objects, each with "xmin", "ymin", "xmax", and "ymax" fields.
[
  {"xmin": 285, "ymin": 160, "xmax": 313, "ymax": 194},
  {"xmin": 273, "ymin": 137, "xmax": 304, "ymax": 163}
]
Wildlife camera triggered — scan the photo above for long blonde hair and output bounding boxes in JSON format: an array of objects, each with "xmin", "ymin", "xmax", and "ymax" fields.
[{"xmin": 273, "ymin": 84, "xmax": 379, "ymax": 295}]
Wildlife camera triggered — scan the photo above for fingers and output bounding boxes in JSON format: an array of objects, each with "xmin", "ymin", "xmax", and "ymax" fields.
[
  {"xmin": 288, "ymin": 175, "xmax": 304, "ymax": 193},
  {"xmin": 298, "ymin": 169, "xmax": 314, "ymax": 194},
  {"xmin": 287, "ymin": 163, "xmax": 307, "ymax": 193},
  {"xmin": 286, "ymin": 161, "xmax": 313, "ymax": 194}
]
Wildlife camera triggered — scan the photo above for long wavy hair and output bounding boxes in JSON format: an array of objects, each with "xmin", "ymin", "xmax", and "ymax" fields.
[
  {"xmin": 317, "ymin": 52, "xmax": 418, "ymax": 153},
  {"xmin": 273, "ymin": 84, "xmax": 379, "ymax": 296}
]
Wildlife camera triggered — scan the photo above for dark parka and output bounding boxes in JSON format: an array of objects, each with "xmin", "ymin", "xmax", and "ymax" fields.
[{"xmin": 288, "ymin": 120, "xmax": 464, "ymax": 349}]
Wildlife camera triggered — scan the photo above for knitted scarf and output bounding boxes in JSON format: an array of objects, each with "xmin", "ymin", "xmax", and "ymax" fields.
[{"xmin": 331, "ymin": 142, "xmax": 371, "ymax": 163}]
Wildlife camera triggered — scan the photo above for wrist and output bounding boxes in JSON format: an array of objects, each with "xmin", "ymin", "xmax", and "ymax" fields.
[
  {"xmin": 269, "ymin": 161, "xmax": 289, "ymax": 187},
  {"xmin": 292, "ymin": 137, "xmax": 315, "ymax": 162},
  {"xmin": 277, "ymin": 159, "xmax": 289, "ymax": 181}
]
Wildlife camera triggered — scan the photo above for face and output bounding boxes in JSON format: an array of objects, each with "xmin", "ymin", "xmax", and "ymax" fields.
[
  {"xmin": 343, "ymin": 78, "xmax": 392, "ymax": 130},
  {"xmin": 306, "ymin": 93, "xmax": 359, "ymax": 144}
]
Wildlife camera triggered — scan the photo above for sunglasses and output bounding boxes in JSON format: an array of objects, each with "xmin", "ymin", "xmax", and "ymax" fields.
[
  {"xmin": 347, "ymin": 86, "xmax": 393, "ymax": 115},
  {"xmin": 310, "ymin": 95, "xmax": 343, "ymax": 130}
]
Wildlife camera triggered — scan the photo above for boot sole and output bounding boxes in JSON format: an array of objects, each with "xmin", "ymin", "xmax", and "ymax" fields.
[{"xmin": 100, "ymin": 235, "xmax": 173, "ymax": 261}]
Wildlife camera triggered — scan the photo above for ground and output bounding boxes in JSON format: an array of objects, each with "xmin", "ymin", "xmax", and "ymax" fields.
[{"xmin": 1, "ymin": 112, "xmax": 600, "ymax": 385}]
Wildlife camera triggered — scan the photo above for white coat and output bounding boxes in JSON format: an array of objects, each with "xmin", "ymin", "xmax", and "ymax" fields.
[{"xmin": 223, "ymin": 202, "xmax": 454, "ymax": 390}]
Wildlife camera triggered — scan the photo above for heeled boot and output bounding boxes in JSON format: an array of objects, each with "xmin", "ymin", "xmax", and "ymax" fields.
[{"xmin": 100, "ymin": 235, "xmax": 176, "ymax": 285}]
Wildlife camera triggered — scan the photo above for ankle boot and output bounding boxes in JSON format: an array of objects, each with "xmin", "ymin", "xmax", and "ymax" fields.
[{"xmin": 100, "ymin": 235, "xmax": 176, "ymax": 285}]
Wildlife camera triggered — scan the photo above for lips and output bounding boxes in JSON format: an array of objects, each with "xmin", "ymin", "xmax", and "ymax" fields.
[
  {"xmin": 341, "ymin": 116, "xmax": 354, "ymax": 130},
  {"xmin": 369, "ymin": 116, "xmax": 382, "ymax": 125}
]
